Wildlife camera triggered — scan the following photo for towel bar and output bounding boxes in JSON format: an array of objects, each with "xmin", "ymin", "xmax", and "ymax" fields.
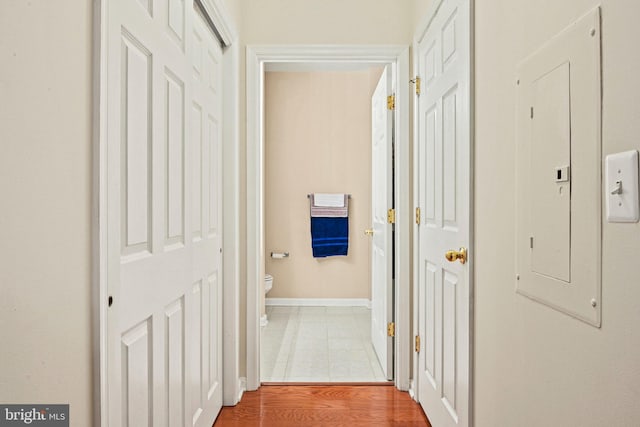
[{"xmin": 307, "ymin": 194, "xmax": 351, "ymax": 199}]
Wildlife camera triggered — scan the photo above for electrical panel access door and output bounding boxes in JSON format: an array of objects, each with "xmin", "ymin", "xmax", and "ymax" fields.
[{"xmin": 515, "ymin": 7, "xmax": 602, "ymax": 327}]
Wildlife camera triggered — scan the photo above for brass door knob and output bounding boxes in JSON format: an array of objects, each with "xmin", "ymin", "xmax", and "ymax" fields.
[
  {"xmin": 364, "ymin": 228, "xmax": 374, "ymax": 236},
  {"xmin": 445, "ymin": 247, "xmax": 467, "ymax": 264}
]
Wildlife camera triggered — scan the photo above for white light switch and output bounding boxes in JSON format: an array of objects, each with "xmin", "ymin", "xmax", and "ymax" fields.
[{"xmin": 606, "ymin": 150, "xmax": 639, "ymax": 222}]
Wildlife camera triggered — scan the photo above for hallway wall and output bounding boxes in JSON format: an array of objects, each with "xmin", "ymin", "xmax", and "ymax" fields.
[
  {"xmin": 0, "ymin": 1, "xmax": 93, "ymax": 425},
  {"xmin": 473, "ymin": 0, "xmax": 640, "ymax": 425},
  {"xmin": 264, "ymin": 69, "xmax": 382, "ymax": 300}
]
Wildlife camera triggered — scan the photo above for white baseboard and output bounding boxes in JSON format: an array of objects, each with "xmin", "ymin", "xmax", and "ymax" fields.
[
  {"xmin": 265, "ymin": 298, "xmax": 371, "ymax": 308},
  {"xmin": 237, "ymin": 377, "xmax": 246, "ymax": 402},
  {"xmin": 408, "ymin": 379, "xmax": 417, "ymax": 401}
]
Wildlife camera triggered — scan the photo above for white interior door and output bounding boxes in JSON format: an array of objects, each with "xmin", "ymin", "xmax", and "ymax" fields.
[
  {"xmin": 105, "ymin": 1, "xmax": 223, "ymax": 426},
  {"xmin": 416, "ymin": 0, "xmax": 471, "ymax": 425},
  {"xmin": 370, "ymin": 66, "xmax": 394, "ymax": 380}
]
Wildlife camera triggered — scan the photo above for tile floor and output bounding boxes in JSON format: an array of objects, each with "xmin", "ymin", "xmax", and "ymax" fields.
[{"xmin": 260, "ymin": 306, "xmax": 389, "ymax": 383}]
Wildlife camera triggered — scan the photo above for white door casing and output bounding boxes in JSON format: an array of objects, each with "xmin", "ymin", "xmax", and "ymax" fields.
[
  {"xmin": 245, "ymin": 46, "xmax": 411, "ymax": 391},
  {"xmin": 105, "ymin": 0, "xmax": 223, "ymax": 425},
  {"xmin": 416, "ymin": 0, "xmax": 472, "ymax": 425},
  {"xmin": 371, "ymin": 66, "xmax": 394, "ymax": 380}
]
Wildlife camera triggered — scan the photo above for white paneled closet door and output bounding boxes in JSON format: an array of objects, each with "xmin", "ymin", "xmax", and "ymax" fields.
[{"xmin": 105, "ymin": 0, "xmax": 223, "ymax": 425}]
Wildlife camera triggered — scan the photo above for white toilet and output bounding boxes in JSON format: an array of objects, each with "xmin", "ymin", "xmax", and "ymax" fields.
[
  {"xmin": 265, "ymin": 274, "xmax": 273, "ymax": 294},
  {"xmin": 261, "ymin": 274, "xmax": 273, "ymax": 326}
]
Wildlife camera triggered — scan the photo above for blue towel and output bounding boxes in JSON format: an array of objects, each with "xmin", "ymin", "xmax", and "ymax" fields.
[{"xmin": 311, "ymin": 216, "xmax": 349, "ymax": 257}]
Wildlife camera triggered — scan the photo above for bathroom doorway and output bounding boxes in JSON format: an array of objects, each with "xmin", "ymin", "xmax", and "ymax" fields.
[
  {"xmin": 260, "ymin": 63, "xmax": 389, "ymax": 383},
  {"xmin": 246, "ymin": 45, "xmax": 411, "ymax": 390}
]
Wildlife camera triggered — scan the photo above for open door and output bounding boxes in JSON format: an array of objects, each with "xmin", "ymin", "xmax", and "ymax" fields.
[
  {"xmin": 369, "ymin": 65, "xmax": 394, "ymax": 380},
  {"xmin": 416, "ymin": 0, "xmax": 472, "ymax": 425}
]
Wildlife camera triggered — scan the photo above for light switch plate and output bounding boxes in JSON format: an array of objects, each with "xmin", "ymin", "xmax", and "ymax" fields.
[{"xmin": 606, "ymin": 150, "xmax": 639, "ymax": 222}]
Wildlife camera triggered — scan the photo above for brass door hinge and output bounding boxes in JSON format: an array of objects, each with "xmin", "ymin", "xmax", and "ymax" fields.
[
  {"xmin": 415, "ymin": 335, "xmax": 421, "ymax": 353},
  {"xmin": 387, "ymin": 94, "xmax": 395, "ymax": 110},
  {"xmin": 387, "ymin": 322, "xmax": 395, "ymax": 337},
  {"xmin": 387, "ymin": 208, "xmax": 395, "ymax": 224},
  {"xmin": 412, "ymin": 76, "xmax": 421, "ymax": 96},
  {"xmin": 415, "ymin": 207, "xmax": 421, "ymax": 225}
]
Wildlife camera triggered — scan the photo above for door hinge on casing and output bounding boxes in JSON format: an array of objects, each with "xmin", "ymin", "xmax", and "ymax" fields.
[
  {"xmin": 387, "ymin": 94, "xmax": 395, "ymax": 110},
  {"xmin": 412, "ymin": 76, "xmax": 421, "ymax": 96},
  {"xmin": 415, "ymin": 207, "xmax": 421, "ymax": 225},
  {"xmin": 387, "ymin": 208, "xmax": 396, "ymax": 224},
  {"xmin": 415, "ymin": 335, "xmax": 420, "ymax": 353},
  {"xmin": 387, "ymin": 322, "xmax": 395, "ymax": 337}
]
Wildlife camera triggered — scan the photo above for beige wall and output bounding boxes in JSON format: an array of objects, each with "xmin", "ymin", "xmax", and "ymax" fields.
[
  {"xmin": 242, "ymin": 0, "xmax": 414, "ymax": 45},
  {"xmin": 264, "ymin": 69, "xmax": 382, "ymax": 301},
  {"xmin": 0, "ymin": 1, "xmax": 93, "ymax": 425},
  {"xmin": 413, "ymin": 0, "xmax": 432, "ymax": 30},
  {"xmin": 474, "ymin": 0, "xmax": 640, "ymax": 425}
]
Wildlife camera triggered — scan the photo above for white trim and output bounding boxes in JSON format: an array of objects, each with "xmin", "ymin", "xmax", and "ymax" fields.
[
  {"xmin": 222, "ymin": 38, "xmax": 241, "ymax": 406},
  {"xmin": 266, "ymin": 298, "xmax": 372, "ymax": 308},
  {"xmin": 245, "ymin": 47, "xmax": 262, "ymax": 392},
  {"xmin": 200, "ymin": 0, "xmax": 237, "ymax": 46},
  {"xmin": 408, "ymin": 379, "xmax": 417, "ymax": 401},
  {"xmin": 93, "ymin": 0, "xmax": 108, "ymax": 424},
  {"xmin": 248, "ymin": 44, "xmax": 412, "ymax": 62},
  {"xmin": 246, "ymin": 44, "xmax": 411, "ymax": 393},
  {"xmin": 394, "ymin": 47, "xmax": 411, "ymax": 392},
  {"xmin": 468, "ymin": 1, "xmax": 476, "ymax": 423},
  {"xmin": 237, "ymin": 377, "xmax": 247, "ymax": 402},
  {"xmin": 265, "ymin": 62, "xmax": 384, "ymax": 72},
  {"xmin": 411, "ymin": 35, "xmax": 421, "ymax": 405}
]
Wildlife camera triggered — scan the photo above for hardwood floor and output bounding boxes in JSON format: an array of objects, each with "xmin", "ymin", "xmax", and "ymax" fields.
[{"xmin": 213, "ymin": 384, "xmax": 431, "ymax": 426}]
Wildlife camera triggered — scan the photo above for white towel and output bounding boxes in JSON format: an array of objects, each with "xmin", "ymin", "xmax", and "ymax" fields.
[{"xmin": 313, "ymin": 193, "xmax": 345, "ymax": 207}]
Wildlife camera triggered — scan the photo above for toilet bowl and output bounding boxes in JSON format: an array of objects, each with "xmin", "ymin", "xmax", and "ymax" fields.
[
  {"xmin": 261, "ymin": 274, "xmax": 274, "ymax": 327},
  {"xmin": 265, "ymin": 274, "xmax": 273, "ymax": 294}
]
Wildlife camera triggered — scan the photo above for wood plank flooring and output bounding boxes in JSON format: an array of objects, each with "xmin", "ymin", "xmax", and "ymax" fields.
[{"xmin": 213, "ymin": 384, "xmax": 431, "ymax": 426}]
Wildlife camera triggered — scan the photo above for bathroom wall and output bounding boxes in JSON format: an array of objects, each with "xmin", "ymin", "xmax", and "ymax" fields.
[{"xmin": 264, "ymin": 68, "xmax": 383, "ymax": 301}]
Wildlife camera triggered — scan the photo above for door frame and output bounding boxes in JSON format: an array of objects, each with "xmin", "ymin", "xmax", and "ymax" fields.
[
  {"xmin": 92, "ymin": 0, "xmax": 241, "ymax": 424},
  {"xmin": 246, "ymin": 45, "xmax": 411, "ymax": 391},
  {"xmin": 410, "ymin": 0, "xmax": 475, "ymax": 418}
]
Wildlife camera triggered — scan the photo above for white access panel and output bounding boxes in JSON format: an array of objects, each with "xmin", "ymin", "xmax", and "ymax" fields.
[
  {"xmin": 515, "ymin": 7, "xmax": 602, "ymax": 327},
  {"xmin": 530, "ymin": 62, "xmax": 571, "ymax": 283}
]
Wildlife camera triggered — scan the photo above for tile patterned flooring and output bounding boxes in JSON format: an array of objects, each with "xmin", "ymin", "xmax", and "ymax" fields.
[{"xmin": 260, "ymin": 306, "xmax": 388, "ymax": 383}]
